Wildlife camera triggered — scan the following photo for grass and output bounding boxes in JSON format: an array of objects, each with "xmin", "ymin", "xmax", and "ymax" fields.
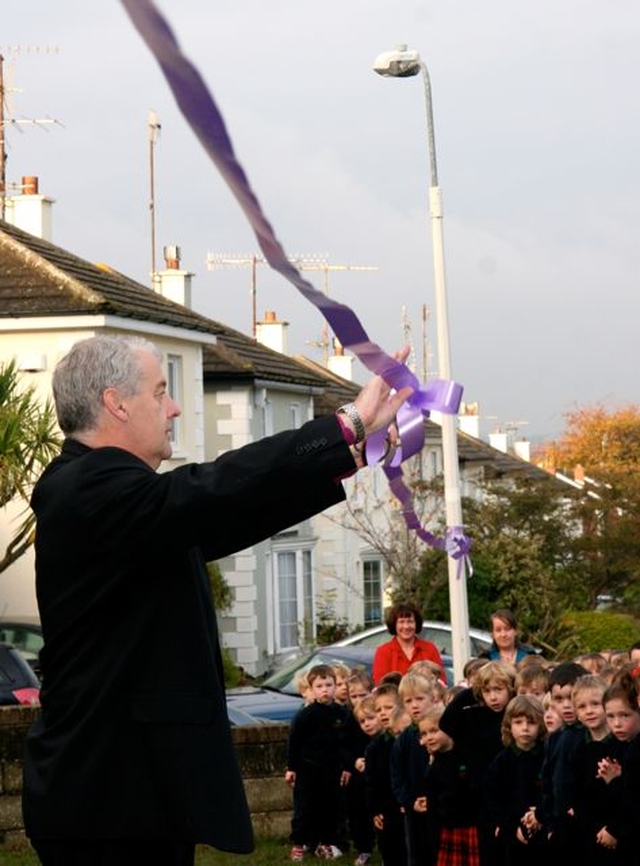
[{"xmin": 1, "ymin": 838, "xmax": 383, "ymax": 865}]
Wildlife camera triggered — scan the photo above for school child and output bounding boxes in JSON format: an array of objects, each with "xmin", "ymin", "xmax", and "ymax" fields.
[
  {"xmin": 537, "ymin": 661, "xmax": 587, "ymax": 865},
  {"xmin": 285, "ymin": 664, "xmax": 350, "ymax": 861},
  {"xmin": 594, "ymin": 671, "xmax": 640, "ymax": 861},
  {"xmin": 418, "ymin": 704, "xmax": 480, "ymax": 866},
  {"xmin": 345, "ymin": 695, "xmax": 378, "ymax": 866},
  {"xmin": 515, "ymin": 662, "xmax": 549, "ymax": 700},
  {"xmin": 566, "ymin": 675, "xmax": 619, "ymax": 866},
  {"xmin": 484, "ymin": 694, "xmax": 547, "ymax": 865},
  {"xmin": 391, "ymin": 672, "xmax": 436, "ymax": 866},
  {"xmin": 440, "ymin": 660, "xmax": 515, "ymax": 865},
  {"xmin": 364, "ymin": 684, "xmax": 407, "ymax": 866},
  {"xmin": 347, "ymin": 669, "xmax": 374, "ymax": 707},
  {"xmin": 542, "ymin": 691, "xmax": 564, "ymax": 735},
  {"xmin": 333, "ymin": 663, "xmax": 351, "ymax": 706}
]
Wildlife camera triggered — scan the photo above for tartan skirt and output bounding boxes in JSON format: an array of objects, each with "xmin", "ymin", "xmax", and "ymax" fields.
[{"xmin": 436, "ymin": 825, "xmax": 480, "ymax": 866}]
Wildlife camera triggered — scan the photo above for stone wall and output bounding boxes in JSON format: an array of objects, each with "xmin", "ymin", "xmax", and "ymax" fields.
[{"xmin": 0, "ymin": 706, "xmax": 292, "ymax": 851}]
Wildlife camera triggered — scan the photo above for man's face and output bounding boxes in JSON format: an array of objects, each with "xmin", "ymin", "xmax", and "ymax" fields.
[{"xmin": 121, "ymin": 350, "xmax": 181, "ymax": 469}]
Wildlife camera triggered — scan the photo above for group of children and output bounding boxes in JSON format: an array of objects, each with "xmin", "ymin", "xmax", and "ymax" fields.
[{"xmin": 284, "ymin": 647, "xmax": 640, "ymax": 865}]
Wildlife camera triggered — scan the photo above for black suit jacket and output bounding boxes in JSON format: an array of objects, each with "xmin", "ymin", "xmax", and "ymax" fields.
[{"xmin": 23, "ymin": 415, "xmax": 353, "ymax": 851}]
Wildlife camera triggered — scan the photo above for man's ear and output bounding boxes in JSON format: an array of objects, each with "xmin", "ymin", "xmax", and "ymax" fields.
[{"xmin": 103, "ymin": 388, "xmax": 128, "ymax": 420}]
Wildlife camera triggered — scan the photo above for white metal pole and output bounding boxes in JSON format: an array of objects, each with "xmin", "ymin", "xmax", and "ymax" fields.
[{"xmin": 421, "ymin": 63, "xmax": 471, "ymax": 681}]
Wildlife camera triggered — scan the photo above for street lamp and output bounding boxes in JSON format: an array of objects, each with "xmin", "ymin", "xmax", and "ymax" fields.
[{"xmin": 373, "ymin": 44, "xmax": 471, "ymax": 681}]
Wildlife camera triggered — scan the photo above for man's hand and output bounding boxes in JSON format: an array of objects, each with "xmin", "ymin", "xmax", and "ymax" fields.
[{"xmin": 352, "ymin": 346, "xmax": 414, "ymax": 439}]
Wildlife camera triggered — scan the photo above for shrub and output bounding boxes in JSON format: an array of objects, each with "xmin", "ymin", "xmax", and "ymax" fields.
[{"xmin": 557, "ymin": 610, "xmax": 640, "ymax": 657}]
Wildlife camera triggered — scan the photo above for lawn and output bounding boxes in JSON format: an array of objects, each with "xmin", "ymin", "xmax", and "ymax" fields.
[{"xmin": 1, "ymin": 838, "xmax": 382, "ymax": 864}]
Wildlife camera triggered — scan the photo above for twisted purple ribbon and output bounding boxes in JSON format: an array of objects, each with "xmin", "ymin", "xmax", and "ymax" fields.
[{"xmin": 120, "ymin": 0, "xmax": 470, "ymax": 559}]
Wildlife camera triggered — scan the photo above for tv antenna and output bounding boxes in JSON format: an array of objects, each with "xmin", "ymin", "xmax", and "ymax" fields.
[
  {"xmin": 0, "ymin": 46, "xmax": 62, "ymax": 218},
  {"xmin": 148, "ymin": 109, "xmax": 161, "ymax": 289}
]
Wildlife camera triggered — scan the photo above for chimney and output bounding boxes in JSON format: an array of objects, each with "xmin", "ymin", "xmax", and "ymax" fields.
[
  {"xmin": 155, "ymin": 245, "xmax": 193, "ymax": 308},
  {"xmin": 514, "ymin": 439, "xmax": 531, "ymax": 462},
  {"xmin": 256, "ymin": 310, "xmax": 288, "ymax": 354},
  {"xmin": 6, "ymin": 176, "xmax": 55, "ymax": 240},
  {"xmin": 327, "ymin": 338, "xmax": 354, "ymax": 381},
  {"xmin": 458, "ymin": 401, "xmax": 480, "ymax": 439},
  {"xmin": 488, "ymin": 431, "xmax": 509, "ymax": 454}
]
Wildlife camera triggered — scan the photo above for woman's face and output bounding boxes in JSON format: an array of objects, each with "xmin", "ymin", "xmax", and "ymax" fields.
[
  {"xmin": 395, "ymin": 614, "xmax": 417, "ymax": 642},
  {"xmin": 491, "ymin": 616, "xmax": 517, "ymax": 652}
]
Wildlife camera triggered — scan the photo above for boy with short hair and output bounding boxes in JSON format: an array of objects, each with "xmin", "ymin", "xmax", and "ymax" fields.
[
  {"xmin": 391, "ymin": 672, "xmax": 436, "ymax": 866},
  {"xmin": 515, "ymin": 662, "xmax": 549, "ymax": 700},
  {"xmin": 285, "ymin": 664, "xmax": 350, "ymax": 861},
  {"xmin": 537, "ymin": 661, "xmax": 588, "ymax": 862},
  {"xmin": 364, "ymin": 685, "xmax": 407, "ymax": 866}
]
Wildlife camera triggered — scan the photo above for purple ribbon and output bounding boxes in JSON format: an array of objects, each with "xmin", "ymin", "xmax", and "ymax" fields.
[{"xmin": 120, "ymin": 0, "xmax": 470, "ymax": 561}]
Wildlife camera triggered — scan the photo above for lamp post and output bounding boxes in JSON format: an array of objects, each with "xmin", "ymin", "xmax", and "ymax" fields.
[{"xmin": 373, "ymin": 44, "xmax": 471, "ymax": 681}]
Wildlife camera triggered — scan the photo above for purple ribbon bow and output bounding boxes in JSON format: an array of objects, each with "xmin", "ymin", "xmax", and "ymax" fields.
[{"xmin": 120, "ymin": 0, "xmax": 471, "ymax": 562}]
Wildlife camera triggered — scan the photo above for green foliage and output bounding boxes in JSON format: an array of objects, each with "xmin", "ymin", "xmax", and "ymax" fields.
[
  {"xmin": 207, "ymin": 562, "xmax": 233, "ymax": 612},
  {"xmin": 314, "ymin": 595, "xmax": 360, "ymax": 645},
  {"xmin": 411, "ymin": 478, "xmax": 591, "ymax": 652},
  {"xmin": 221, "ymin": 646, "xmax": 242, "ymax": 687},
  {"xmin": 0, "ymin": 360, "xmax": 61, "ymax": 573},
  {"xmin": 557, "ymin": 610, "xmax": 640, "ymax": 657}
]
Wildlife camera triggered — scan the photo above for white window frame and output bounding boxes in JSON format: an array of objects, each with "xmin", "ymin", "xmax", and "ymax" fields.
[
  {"xmin": 166, "ymin": 354, "xmax": 182, "ymax": 449},
  {"xmin": 362, "ymin": 557, "xmax": 385, "ymax": 627},
  {"xmin": 272, "ymin": 543, "xmax": 315, "ymax": 652}
]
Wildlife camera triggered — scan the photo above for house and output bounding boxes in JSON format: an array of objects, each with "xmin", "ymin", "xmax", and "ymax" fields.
[{"xmin": 0, "ymin": 179, "xmax": 563, "ymax": 676}]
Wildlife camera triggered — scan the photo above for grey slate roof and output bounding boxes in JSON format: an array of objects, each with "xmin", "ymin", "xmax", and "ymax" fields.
[
  {"xmin": 0, "ymin": 219, "xmax": 220, "ymax": 334},
  {"xmin": 0, "ymin": 219, "xmax": 328, "ymax": 390}
]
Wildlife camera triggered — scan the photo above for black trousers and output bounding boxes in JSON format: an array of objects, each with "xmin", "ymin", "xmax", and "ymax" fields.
[{"xmin": 31, "ymin": 838, "xmax": 196, "ymax": 866}]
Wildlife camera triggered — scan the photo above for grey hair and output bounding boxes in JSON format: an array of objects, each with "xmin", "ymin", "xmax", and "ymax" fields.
[{"xmin": 52, "ymin": 335, "xmax": 163, "ymax": 435}]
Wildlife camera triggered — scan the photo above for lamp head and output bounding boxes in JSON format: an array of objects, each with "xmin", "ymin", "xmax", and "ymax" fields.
[{"xmin": 373, "ymin": 44, "xmax": 421, "ymax": 78}]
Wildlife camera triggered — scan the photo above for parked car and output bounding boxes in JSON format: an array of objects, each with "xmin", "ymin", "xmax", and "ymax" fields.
[
  {"xmin": 225, "ymin": 620, "xmax": 493, "ymax": 724},
  {"xmin": 332, "ymin": 621, "xmax": 493, "ymax": 658},
  {"xmin": 0, "ymin": 643, "xmax": 41, "ymax": 705},
  {"xmin": 0, "ymin": 616, "xmax": 44, "ymax": 678}
]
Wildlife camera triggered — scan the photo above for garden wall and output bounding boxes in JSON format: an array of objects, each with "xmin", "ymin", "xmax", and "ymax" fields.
[{"xmin": 0, "ymin": 706, "xmax": 292, "ymax": 851}]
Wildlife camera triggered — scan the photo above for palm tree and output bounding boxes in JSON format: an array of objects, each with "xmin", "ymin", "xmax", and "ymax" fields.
[{"xmin": 0, "ymin": 360, "xmax": 61, "ymax": 573}]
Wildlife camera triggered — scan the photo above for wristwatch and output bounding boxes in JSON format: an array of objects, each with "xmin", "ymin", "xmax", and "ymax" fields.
[{"xmin": 337, "ymin": 403, "xmax": 366, "ymax": 444}]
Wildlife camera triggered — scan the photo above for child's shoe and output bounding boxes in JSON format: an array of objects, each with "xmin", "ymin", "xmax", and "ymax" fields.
[
  {"xmin": 315, "ymin": 845, "xmax": 343, "ymax": 859},
  {"xmin": 354, "ymin": 855, "xmax": 371, "ymax": 866},
  {"xmin": 291, "ymin": 844, "xmax": 306, "ymax": 861}
]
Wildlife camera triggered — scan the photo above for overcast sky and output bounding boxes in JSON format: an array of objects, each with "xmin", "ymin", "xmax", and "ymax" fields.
[{"xmin": 4, "ymin": 1, "xmax": 639, "ymax": 440}]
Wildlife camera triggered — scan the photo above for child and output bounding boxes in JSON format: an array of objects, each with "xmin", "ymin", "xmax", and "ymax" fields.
[
  {"xmin": 285, "ymin": 664, "xmax": 350, "ymax": 861},
  {"xmin": 419, "ymin": 704, "xmax": 480, "ymax": 866},
  {"xmin": 333, "ymin": 663, "xmax": 351, "ymax": 706},
  {"xmin": 347, "ymin": 696, "xmax": 380, "ymax": 866},
  {"xmin": 347, "ymin": 669, "xmax": 374, "ymax": 707},
  {"xmin": 567, "ymin": 675, "xmax": 618, "ymax": 866},
  {"xmin": 542, "ymin": 691, "xmax": 564, "ymax": 735},
  {"xmin": 594, "ymin": 671, "xmax": 640, "ymax": 861},
  {"xmin": 439, "ymin": 660, "xmax": 515, "ymax": 865},
  {"xmin": 515, "ymin": 663, "xmax": 549, "ymax": 699},
  {"xmin": 391, "ymin": 672, "xmax": 436, "ymax": 866},
  {"xmin": 364, "ymin": 684, "xmax": 407, "ymax": 866},
  {"xmin": 484, "ymin": 695, "xmax": 547, "ymax": 865},
  {"xmin": 538, "ymin": 661, "xmax": 587, "ymax": 863}
]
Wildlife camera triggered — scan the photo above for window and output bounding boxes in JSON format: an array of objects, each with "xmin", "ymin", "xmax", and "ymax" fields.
[
  {"xmin": 166, "ymin": 354, "xmax": 182, "ymax": 448},
  {"xmin": 290, "ymin": 402, "xmax": 301, "ymax": 429},
  {"xmin": 274, "ymin": 547, "xmax": 315, "ymax": 651},
  {"xmin": 363, "ymin": 559, "xmax": 384, "ymax": 626}
]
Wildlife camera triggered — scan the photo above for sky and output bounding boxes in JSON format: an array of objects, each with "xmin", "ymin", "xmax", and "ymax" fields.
[{"xmin": 3, "ymin": 1, "xmax": 639, "ymax": 441}]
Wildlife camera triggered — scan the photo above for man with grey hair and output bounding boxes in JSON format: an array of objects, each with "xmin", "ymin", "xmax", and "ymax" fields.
[{"xmin": 23, "ymin": 334, "xmax": 410, "ymax": 866}]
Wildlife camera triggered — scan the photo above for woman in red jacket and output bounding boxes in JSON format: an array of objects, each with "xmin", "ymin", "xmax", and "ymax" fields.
[{"xmin": 372, "ymin": 602, "xmax": 444, "ymax": 685}]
